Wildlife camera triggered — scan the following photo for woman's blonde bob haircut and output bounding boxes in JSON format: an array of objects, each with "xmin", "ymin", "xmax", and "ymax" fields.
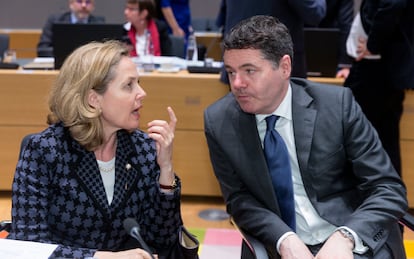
[{"xmin": 48, "ymin": 40, "xmax": 129, "ymax": 151}]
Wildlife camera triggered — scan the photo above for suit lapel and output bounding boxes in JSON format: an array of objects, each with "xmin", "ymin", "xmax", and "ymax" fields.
[
  {"xmin": 73, "ymin": 131, "xmax": 140, "ymax": 217},
  {"xmin": 235, "ymin": 108, "xmax": 279, "ymax": 211},
  {"xmin": 74, "ymin": 144, "xmax": 112, "ymax": 216},
  {"xmin": 111, "ymin": 131, "xmax": 139, "ymax": 214},
  {"xmin": 291, "ymin": 81, "xmax": 316, "ymax": 175}
]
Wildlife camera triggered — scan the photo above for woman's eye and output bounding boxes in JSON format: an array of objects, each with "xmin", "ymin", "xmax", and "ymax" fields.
[{"xmin": 124, "ymin": 81, "xmax": 134, "ymax": 90}]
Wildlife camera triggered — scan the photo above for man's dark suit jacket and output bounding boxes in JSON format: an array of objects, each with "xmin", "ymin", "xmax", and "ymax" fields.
[
  {"xmin": 204, "ymin": 78, "xmax": 407, "ymax": 258},
  {"xmin": 216, "ymin": 0, "xmax": 326, "ymax": 80},
  {"xmin": 37, "ymin": 12, "xmax": 105, "ymax": 57}
]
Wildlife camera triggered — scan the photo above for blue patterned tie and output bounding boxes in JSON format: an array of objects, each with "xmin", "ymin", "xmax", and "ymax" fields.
[{"xmin": 264, "ymin": 115, "xmax": 295, "ymax": 230}]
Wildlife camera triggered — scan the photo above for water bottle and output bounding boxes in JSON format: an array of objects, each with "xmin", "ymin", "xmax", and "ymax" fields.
[
  {"xmin": 143, "ymin": 32, "xmax": 155, "ymax": 72},
  {"xmin": 186, "ymin": 31, "xmax": 198, "ymax": 61}
]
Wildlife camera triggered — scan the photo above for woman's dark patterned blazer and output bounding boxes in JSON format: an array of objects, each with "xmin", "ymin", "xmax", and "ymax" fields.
[{"xmin": 7, "ymin": 123, "xmax": 182, "ymax": 258}]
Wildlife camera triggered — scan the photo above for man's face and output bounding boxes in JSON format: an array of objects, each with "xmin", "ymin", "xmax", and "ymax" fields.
[
  {"xmin": 224, "ymin": 48, "xmax": 291, "ymax": 114},
  {"xmin": 69, "ymin": 0, "xmax": 95, "ymax": 20}
]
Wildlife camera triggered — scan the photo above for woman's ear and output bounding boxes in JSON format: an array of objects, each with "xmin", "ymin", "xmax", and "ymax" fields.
[
  {"xmin": 88, "ymin": 89, "xmax": 100, "ymax": 109},
  {"xmin": 140, "ymin": 9, "xmax": 149, "ymax": 20}
]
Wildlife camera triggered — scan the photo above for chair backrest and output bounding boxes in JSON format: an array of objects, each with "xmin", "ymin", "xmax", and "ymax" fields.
[
  {"xmin": 18, "ymin": 134, "xmax": 34, "ymax": 159},
  {"xmin": 0, "ymin": 34, "xmax": 10, "ymax": 61},
  {"xmin": 169, "ymin": 35, "xmax": 185, "ymax": 58},
  {"xmin": 0, "ymin": 134, "xmax": 34, "ymax": 236},
  {"xmin": 192, "ymin": 17, "xmax": 220, "ymax": 32}
]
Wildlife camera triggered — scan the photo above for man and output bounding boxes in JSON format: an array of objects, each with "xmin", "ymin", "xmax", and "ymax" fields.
[
  {"xmin": 215, "ymin": 0, "xmax": 326, "ymax": 82},
  {"xmin": 204, "ymin": 15, "xmax": 407, "ymax": 258},
  {"xmin": 37, "ymin": 0, "xmax": 105, "ymax": 57},
  {"xmin": 344, "ymin": 0, "xmax": 414, "ymax": 177}
]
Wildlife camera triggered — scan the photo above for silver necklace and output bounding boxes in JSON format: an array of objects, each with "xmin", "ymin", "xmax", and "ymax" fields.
[
  {"xmin": 98, "ymin": 157, "xmax": 115, "ymax": 173},
  {"xmin": 99, "ymin": 164, "xmax": 115, "ymax": 173}
]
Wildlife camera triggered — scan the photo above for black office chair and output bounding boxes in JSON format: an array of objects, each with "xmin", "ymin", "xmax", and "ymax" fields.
[
  {"xmin": 233, "ymin": 213, "xmax": 414, "ymax": 259},
  {"xmin": 0, "ymin": 134, "xmax": 35, "ymax": 235},
  {"xmin": 231, "ymin": 218, "xmax": 269, "ymax": 259},
  {"xmin": 191, "ymin": 17, "xmax": 220, "ymax": 32},
  {"xmin": 169, "ymin": 35, "xmax": 185, "ymax": 59},
  {"xmin": 0, "ymin": 34, "xmax": 10, "ymax": 61}
]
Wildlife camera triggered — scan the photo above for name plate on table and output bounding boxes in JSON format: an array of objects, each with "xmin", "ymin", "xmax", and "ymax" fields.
[{"xmin": 22, "ymin": 57, "xmax": 54, "ymax": 70}]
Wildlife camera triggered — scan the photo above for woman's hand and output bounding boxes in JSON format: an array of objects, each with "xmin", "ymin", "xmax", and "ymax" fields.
[
  {"xmin": 147, "ymin": 107, "xmax": 177, "ymax": 183},
  {"xmin": 94, "ymin": 248, "xmax": 157, "ymax": 258}
]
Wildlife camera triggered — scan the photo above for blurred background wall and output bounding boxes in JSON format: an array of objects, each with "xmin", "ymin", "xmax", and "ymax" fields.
[
  {"xmin": 0, "ymin": 0, "xmax": 362, "ymax": 29},
  {"xmin": 0, "ymin": 0, "xmax": 221, "ymax": 29}
]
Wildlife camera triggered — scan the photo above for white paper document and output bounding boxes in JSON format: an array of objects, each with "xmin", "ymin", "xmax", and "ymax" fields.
[{"xmin": 0, "ymin": 238, "xmax": 57, "ymax": 259}]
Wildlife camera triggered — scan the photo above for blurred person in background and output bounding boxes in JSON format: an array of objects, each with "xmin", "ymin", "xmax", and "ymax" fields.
[
  {"xmin": 124, "ymin": 0, "xmax": 172, "ymax": 57},
  {"xmin": 344, "ymin": 0, "xmax": 414, "ymax": 177},
  {"xmin": 37, "ymin": 0, "xmax": 105, "ymax": 57},
  {"xmin": 155, "ymin": 0, "xmax": 191, "ymax": 40},
  {"xmin": 306, "ymin": 0, "xmax": 354, "ymax": 78}
]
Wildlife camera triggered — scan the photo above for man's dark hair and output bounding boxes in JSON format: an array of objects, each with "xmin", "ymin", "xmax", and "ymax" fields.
[{"xmin": 223, "ymin": 15, "xmax": 294, "ymax": 68}]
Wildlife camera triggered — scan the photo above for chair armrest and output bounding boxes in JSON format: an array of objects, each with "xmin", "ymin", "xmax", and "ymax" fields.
[
  {"xmin": 0, "ymin": 220, "xmax": 11, "ymax": 232},
  {"xmin": 400, "ymin": 212, "xmax": 414, "ymax": 230},
  {"xmin": 231, "ymin": 218, "xmax": 269, "ymax": 259}
]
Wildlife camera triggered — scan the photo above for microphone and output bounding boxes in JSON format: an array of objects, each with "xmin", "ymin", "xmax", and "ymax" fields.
[{"xmin": 123, "ymin": 218, "xmax": 155, "ymax": 259}]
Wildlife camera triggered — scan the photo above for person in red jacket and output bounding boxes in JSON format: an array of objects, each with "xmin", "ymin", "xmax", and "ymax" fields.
[{"xmin": 124, "ymin": 0, "xmax": 172, "ymax": 57}]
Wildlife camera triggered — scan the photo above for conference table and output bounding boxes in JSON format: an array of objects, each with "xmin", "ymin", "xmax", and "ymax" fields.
[
  {"xmin": 1, "ymin": 69, "xmax": 414, "ymax": 206},
  {"xmin": 0, "ymin": 29, "xmax": 223, "ymax": 60}
]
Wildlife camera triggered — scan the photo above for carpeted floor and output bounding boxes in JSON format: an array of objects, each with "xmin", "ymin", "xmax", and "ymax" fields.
[
  {"xmin": 188, "ymin": 228, "xmax": 242, "ymax": 259},
  {"xmin": 405, "ymin": 240, "xmax": 414, "ymax": 258}
]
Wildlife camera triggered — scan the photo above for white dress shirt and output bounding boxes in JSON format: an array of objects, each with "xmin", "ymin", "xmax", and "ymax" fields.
[{"xmin": 97, "ymin": 157, "xmax": 115, "ymax": 205}]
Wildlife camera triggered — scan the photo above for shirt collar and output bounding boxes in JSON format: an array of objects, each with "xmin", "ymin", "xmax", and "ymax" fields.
[
  {"xmin": 256, "ymin": 84, "xmax": 292, "ymax": 124},
  {"xmin": 71, "ymin": 13, "xmax": 89, "ymax": 24}
]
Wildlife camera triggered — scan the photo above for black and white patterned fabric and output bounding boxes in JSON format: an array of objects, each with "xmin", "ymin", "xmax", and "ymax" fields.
[{"xmin": 7, "ymin": 123, "xmax": 182, "ymax": 258}]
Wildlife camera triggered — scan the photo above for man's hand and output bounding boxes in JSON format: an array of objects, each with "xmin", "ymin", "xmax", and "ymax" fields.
[
  {"xmin": 279, "ymin": 234, "xmax": 314, "ymax": 259},
  {"xmin": 315, "ymin": 231, "xmax": 353, "ymax": 259}
]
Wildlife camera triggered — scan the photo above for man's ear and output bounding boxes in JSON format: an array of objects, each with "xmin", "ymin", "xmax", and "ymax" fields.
[{"xmin": 279, "ymin": 55, "xmax": 292, "ymax": 79}]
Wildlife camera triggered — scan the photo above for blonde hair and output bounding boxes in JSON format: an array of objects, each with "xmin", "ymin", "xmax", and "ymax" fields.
[{"xmin": 48, "ymin": 40, "xmax": 129, "ymax": 151}]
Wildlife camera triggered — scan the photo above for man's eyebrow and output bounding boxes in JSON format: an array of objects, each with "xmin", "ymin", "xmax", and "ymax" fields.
[{"xmin": 225, "ymin": 63, "xmax": 258, "ymax": 70}]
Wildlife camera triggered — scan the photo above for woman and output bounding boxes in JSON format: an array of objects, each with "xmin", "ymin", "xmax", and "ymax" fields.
[
  {"xmin": 124, "ymin": 0, "xmax": 172, "ymax": 57},
  {"xmin": 8, "ymin": 40, "xmax": 181, "ymax": 258}
]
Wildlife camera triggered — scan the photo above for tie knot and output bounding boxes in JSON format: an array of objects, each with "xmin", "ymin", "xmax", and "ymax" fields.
[{"xmin": 265, "ymin": 115, "xmax": 279, "ymax": 131}]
